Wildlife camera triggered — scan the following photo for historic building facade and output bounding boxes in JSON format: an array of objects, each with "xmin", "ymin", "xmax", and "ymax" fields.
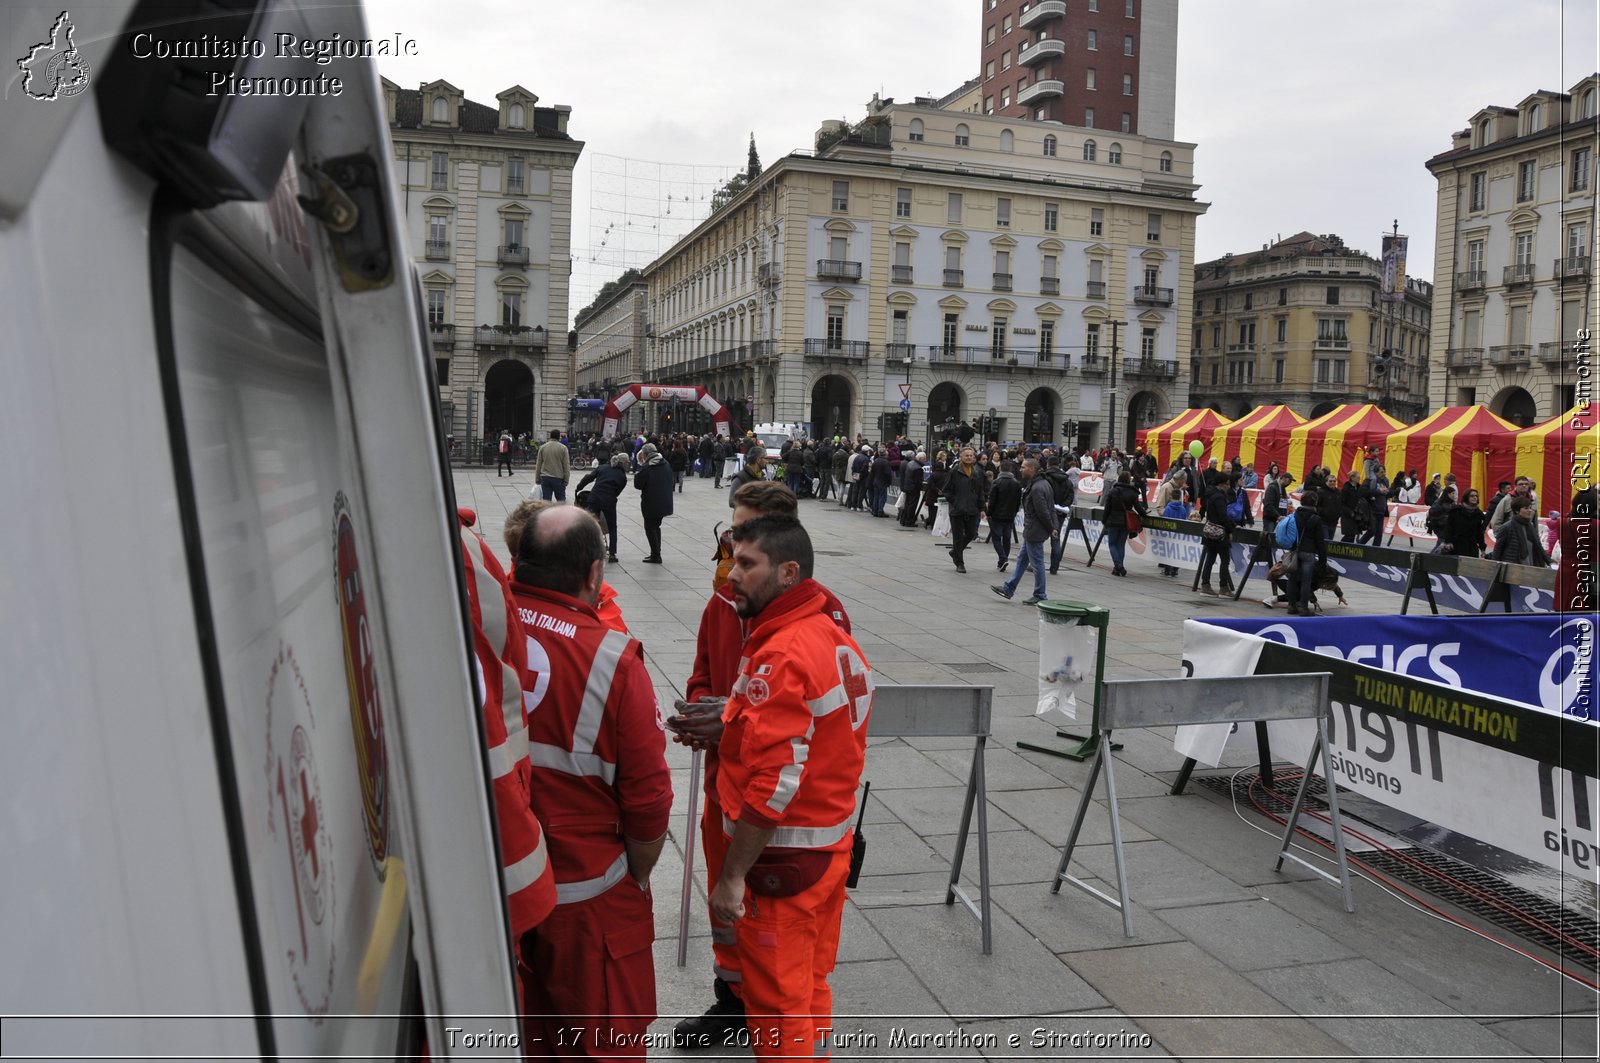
[
  {"xmin": 1426, "ymin": 75, "xmax": 1598, "ymax": 425},
  {"xmin": 1190, "ymin": 232, "xmax": 1432, "ymax": 422},
  {"xmin": 573, "ymin": 278, "xmax": 649, "ymax": 436},
  {"xmin": 640, "ymin": 99, "xmax": 1203, "ymax": 450},
  {"xmin": 385, "ymin": 78, "xmax": 583, "ymax": 440}
]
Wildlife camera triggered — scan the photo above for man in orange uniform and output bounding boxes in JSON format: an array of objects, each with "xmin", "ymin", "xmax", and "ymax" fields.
[
  {"xmin": 710, "ymin": 515, "xmax": 872, "ymax": 1061},
  {"xmin": 673, "ymin": 484, "xmax": 850, "ymax": 1048},
  {"xmin": 455, "ymin": 511, "xmax": 558, "ymax": 992},
  {"xmin": 509, "ymin": 505, "xmax": 672, "ymax": 1059}
]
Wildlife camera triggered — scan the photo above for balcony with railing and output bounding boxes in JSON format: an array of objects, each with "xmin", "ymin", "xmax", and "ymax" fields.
[
  {"xmin": 1226, "ymin": 343, "xmax": 1257, "ymax": 355},
  {"xmin": 1538, "ymin": 341, "xmax": 1567, "ymax": 366},
  {"xmin": 1019, "ymin": 38, "xmax": 1065, "ymax": 65},
  {"xmin": 1445, "ymin": 347, "xmax": 1483, "ymax": 370},
  {"xmin": 1314, "ymin": 338, "xmax": 1351, "ymax": 350},
  {"xmin": 1019, "ymin": 0, "xmax": 1066, "ymax": 29},
  {"xmin": 943, "ymin": 268, "xmax": 965, "ymax": 287},
  {"xmin": 1488, "ymin": 344, "xmax": 1531, "ymax": 369},
  {"xmin": 804, "ymin": 338, "xmax": 869, "ymax": 359},
  {"xmin": 816, "ymin": 259, "xmax": 862, "ymax": 282},
  {"xmin": 757, "ymin": 263, "xmax": 781, "ymax": 287},
  {"xmin": 1556, "ymin": 255, "xmax": 1592, "ymax": 281},
  {"xmin": 424, "ymin": 239, "xmax": 450, "ymax": 261},
  {"xmin": 1085, "ymin": 280, "xmax": 1106, "ymax": 300},
  {"xmin": 927, "ymin": 345, "xmax": 994, "ymax": 366},
  {"xmin": 1503, "ymin": 263, "xmax": 1536, "ymax": 288},
  {"xmin": 891, "ymin": 264, "xmax": 914, "ymax": 284},
  {"xmin": 428, "ymin": 322, "xmax": 454, "ymax": 346},
  {"xmin": 498, "ymin": 244, "xmax": 530, "ymax": 267},
  {"xmin": 1311, "ymin": 378, "xmax": 1351, "ymax": 393},
  {"xmin": 885, "ymin": 342, "xmax": 917, "ymax": 361},
  {"xmin": 475, "ymin": 325, "xmax": 547, "ymax": 350},
  {"xmin": 1005, "ymin": 349, "xmax": 1071, "ymax": 371},
  {"xmin": 992, "ymin": 272, "xmax": 1013, "ymax": 291},
  {"xmin": 1018, "ymin": 79, "xmax": 1065, "ymax": 106},
  {"xmin": 1039, "ymin": 276, "xmax": 1059, "ymax": 296},
  {"xmin": 1123, "ymin": 358, "xmax": 1179, "ymax": 379},
  {"xmin": 1080, "ymin": 354, "xmax": 1106, "ymax": 376},
  {"xmin": 506, "ymin": 177, "xmax": 524, "ymax": 195},
  {"xmin": 1133, "ymin": 284, "xmax": 1174, "ymax": 307},
  {"xmin": 1456, "ymin": 270, "xmax": 1487, "ymax": 292}
]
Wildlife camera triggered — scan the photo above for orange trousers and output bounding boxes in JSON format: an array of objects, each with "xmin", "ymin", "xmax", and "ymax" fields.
[
  {"xmin": 701, "ymin": 790, "xmax": 743, "ymax": 994},
  {"xmin": 734, "ymin": 848, "xmax": 851, "ymax": 1061},
  {"xmin": 520, "ymin": 877, "xmax": 656, "ymax": 1061}
]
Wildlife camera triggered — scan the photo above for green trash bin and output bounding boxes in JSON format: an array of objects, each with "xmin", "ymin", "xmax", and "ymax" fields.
[{"xmin": 1018, "ymin": 600, "xmax": 1115, "ymax": 762}]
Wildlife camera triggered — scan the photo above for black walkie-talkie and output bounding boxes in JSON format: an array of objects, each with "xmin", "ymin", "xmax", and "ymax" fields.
[{"xmin": 846, "ymin": 781, "xmax": 871, "ymax": 888}]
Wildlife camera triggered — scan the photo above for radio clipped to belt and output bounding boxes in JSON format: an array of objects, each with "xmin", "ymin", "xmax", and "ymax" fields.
[{"xmin": 846, "ymin": 781, "xmax": 871, "ymax": 889}]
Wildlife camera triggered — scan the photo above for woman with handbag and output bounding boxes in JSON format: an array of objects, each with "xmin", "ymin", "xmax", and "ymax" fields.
[
  {"xmin": 1197, "ymin": 472, "xmax": 1241, "ymax": 597},
  {"xmin": 1103, "ymin": 471, "xmax": 1147, "ymax": 577}
]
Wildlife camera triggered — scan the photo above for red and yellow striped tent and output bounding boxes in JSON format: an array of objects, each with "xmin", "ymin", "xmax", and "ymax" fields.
[
  {"xmin": 1284, "ymin": 404, "xmax": 1404, "ymax": 482},
  {"xmin": 1138, "ymin": 407, "xmax": 1231, "ymax": 468},
  {"xmin": 1381, "ymin": 406, "xmax": 1518, "ymax": 499},
  {"xmin": 1207, "ymin": 405, "xmax": 1306, "ymax": 472},
  {"xmin": 1513, "ymin": 405, "xmax": 1600, "ymax": 507}
]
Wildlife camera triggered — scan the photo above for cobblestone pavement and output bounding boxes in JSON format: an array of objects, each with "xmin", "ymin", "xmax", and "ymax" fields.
[{"xmin": 457, "ymin": 466, "xmax": 1595, "ymax": 1062}]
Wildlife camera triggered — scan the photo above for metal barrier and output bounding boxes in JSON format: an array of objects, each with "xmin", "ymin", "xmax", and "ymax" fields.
[
  {"xmin": 1052, "ymin": 672, "xmax": 1353, "ymax": 937},
  {"xmin": 1400, "ymin": 551, "xmax": 1557, "ymax": 614},
  {"xmin": 673, "ymin": 683, "xmax": 998, "ymax": 960}
]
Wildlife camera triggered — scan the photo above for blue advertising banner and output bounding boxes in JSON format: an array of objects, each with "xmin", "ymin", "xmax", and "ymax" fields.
[{"xmin": 1202, "ymin": 613, "xmax": 1595, "ymax": 722}]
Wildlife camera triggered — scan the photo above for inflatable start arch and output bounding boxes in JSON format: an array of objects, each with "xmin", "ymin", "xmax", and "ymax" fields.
[{"xmin": 603, "ymin": 384, "xmax": 734, "ymax": 439}]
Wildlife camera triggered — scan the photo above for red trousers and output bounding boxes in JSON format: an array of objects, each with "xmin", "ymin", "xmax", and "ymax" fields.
[
  {"xmin": 735, "ymin": 848, "xmax": 851, "ymax": 1061},
  {"xmin": 702, "ymin": 789, "xmax": 743, "ymax": 994},
  {"xmin": 520, "ymin": 877, "xmax": 656, "ymax": 1061}
]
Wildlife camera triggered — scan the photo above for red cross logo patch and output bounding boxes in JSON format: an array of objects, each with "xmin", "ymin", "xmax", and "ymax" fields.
[{"xmin": 836, "ymin": 646, "xmax": 873, "ymax": 730}]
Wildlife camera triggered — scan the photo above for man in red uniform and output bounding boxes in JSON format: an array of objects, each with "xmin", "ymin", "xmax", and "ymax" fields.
[
  {"xmin": 455, "ymin": 512, "xmax": 558, "ymax": 990},
  {"xmin": 709, "ymin": 515, "xmax": 872, "ymax": 1061},
  {"xmin": 504, "ymin": 500, "xmax": 630, "ymax": 634},
  {"xmin": 508, "ymin": 505, "xmax": 672, "ymax": 1059},
  {"xmin": 673, "ymin": 484, "xmax": 850, "ymax": 1048}
]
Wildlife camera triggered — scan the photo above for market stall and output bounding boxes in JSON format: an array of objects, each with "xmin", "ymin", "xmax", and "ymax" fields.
[
  {"xmin": 1206, "ymin": 405, "xmax": 1305, "ymax": 473},
  {"xmin": 1284, "ymin": 404, "xmax": 1404, "ymax": 481},
  {"xmin": 1138, "ymin": 407, "xmax": 1231, "ymax": 469},
  {"xmin": 1513, "ymin": 405, "xmax": 1600, "ymax": 508},
  {"xmin": 1380, "ymin": 405, "xmax": 1519, "ymax": 498}
]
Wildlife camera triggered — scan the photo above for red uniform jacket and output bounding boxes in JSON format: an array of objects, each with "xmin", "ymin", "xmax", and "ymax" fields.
[
  {"xmin": 510, "ymin": 581, "xmax": 672, "ymax": 903},
  {"xmin": 458, "ymin": 523, "xmax": 557, "ymax": 934},
  {"xmin": 716, "ymin": 581, "xmax": 872, "ymax": 852}
]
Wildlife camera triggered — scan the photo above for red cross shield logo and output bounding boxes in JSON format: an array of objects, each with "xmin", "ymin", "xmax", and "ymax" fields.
[{"xmin": 836, "ymin": 646, "xmax": 873, "ymax": 730}]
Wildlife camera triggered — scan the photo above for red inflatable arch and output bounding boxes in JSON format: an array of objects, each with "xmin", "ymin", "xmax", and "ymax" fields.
[{"xmin": 602, "ymin": 383, "xmax": 734, "ymax": 439}]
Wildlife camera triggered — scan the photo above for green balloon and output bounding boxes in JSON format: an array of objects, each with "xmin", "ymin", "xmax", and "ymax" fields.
[{"xmin": 1188, "ymin": 440, "xmax": 1204, "ymax": 458}]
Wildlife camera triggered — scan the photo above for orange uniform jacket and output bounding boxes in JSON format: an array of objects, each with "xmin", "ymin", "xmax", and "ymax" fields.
[{"xmin": 716, "ymin": 580, "xmax": 872, "ymax": 849}]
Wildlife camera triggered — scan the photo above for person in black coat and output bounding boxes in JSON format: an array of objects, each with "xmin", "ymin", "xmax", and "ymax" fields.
[
  {"xmin": 575, "ymin": 452, "xmax": 630, "ymax": 561},
  {"xmin": 867, "ymin": 450, "xmax": 893, "ymax": 516},
  {"xmin": 1443, "ymin": 488, "xmax": 1488, "ymax": 558},
  {"xmin": 1286, "ymin": 489, "xmax": 1328, "ymax": 616},
  {"xmin": 1197, "ymin": 474, "xmax": 1240, "ymax": 596},
  {"xmin": 1103, "ymin": 470, "xmax": 1148, "ymax": 577},
  {"xmin": 697, "ymin": 434, "xmax": 715, "ymax": 478},
  {"xmin": 898, "ymin": 451, "xmax": 925, "ymax": 527},
  {"xmin": 633, "ymin": 443, "xmax": 674, "ymax": 563},
  {"xmin": 986, "ymin": 462, "xmax": 1023, "ymax": 570},
  {"xmin": 1338, "ymin": 471, "xmax": 1366, "ymax": 542}
]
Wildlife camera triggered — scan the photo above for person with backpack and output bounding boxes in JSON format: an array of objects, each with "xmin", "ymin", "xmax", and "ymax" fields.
[
  {"xmin": 1283, "ymin": 488, "xmax": 1326, "ymax": 616},
  {"xmin": 496, "ymin": 429, "xmax": 515, "ymax": 477}
]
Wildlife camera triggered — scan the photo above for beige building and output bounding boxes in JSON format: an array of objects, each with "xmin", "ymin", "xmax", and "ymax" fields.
[
  {"xmin": 1426, "ymin": 75, "xmax": 1599, "ymax": 425},
  {"xmin": 384, "ymin": 78, "xmax": 583, "ymax": 441},
  {"xmin": 641, "ymin": 98, "xmax": 1205, "ymax": 450},
  {"xmin": 573, "ymin": 276, "xmax": 648, "ymax": 436},
  {"xmin": 1190, "ymin": 232, "xmax": 1432, "ymax": 421}
]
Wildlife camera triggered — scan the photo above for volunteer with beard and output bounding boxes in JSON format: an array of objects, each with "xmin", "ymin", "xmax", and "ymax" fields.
[{"xmin": 710, "ymin": 515, "xmax": 872, "ymax": 1060}]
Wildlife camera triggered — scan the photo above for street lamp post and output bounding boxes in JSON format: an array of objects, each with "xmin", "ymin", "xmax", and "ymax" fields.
[{"xmin": 1107, "ymin": 320, "xmax": 1125, "ymax": 452}]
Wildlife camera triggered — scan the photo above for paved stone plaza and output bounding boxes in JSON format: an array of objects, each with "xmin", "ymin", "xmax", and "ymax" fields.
[{"xmin": 456, "ymin": 468, "xmax": 1596, "ymax": 1062}]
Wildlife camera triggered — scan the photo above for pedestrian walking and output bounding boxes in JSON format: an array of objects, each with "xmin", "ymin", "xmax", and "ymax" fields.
[
  {"xmin": 533, "ymin": 428, "xmax": 571, "ymax": 501},
  {"xmin": 1102, "ymin": 470, "xmax": 1146, "ymax": 577},
  {"xmin": 943, "ymin": 446, "xmax": 989, "ymax": 574},
  {"xmin": 991, "ymin": 458, "xmax": 1057, "ymax": 603},
  {"xmin": 986, "ymin": 461, "xmax": 1022, "ymax": 570}
]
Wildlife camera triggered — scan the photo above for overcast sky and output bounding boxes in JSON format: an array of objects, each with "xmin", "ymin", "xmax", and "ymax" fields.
[{"xmin": 366, "ymin": 0, "xmax": 1598, "ymax": 323}]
